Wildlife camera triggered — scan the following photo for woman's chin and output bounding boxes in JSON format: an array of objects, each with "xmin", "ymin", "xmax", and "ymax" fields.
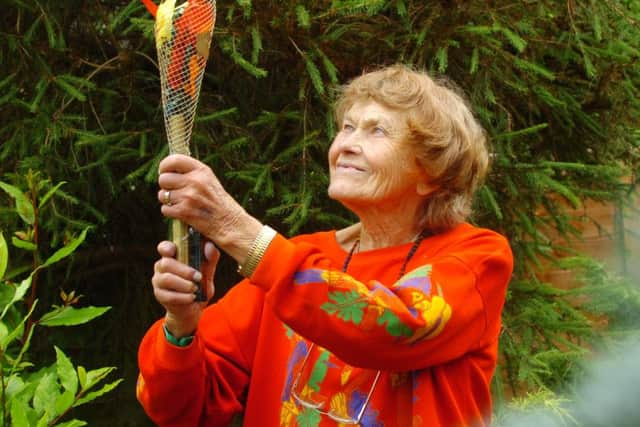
[{"xmin": 328, "ymin": 191, "xmax": 371, "ymax": 210}]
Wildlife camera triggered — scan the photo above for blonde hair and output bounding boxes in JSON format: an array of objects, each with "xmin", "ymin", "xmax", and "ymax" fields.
[{"xmin": 335, "ymin": 64, "xmax": 489, "ymax": 232}]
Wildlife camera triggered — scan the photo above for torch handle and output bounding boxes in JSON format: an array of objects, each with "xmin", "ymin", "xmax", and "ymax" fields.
[{"xmin": 171, "ymin": 219, "xmax": 206, "ymax": 301}]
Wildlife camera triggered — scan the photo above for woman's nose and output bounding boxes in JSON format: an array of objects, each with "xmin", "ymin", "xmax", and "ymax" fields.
[{"xmin": 334, "ymin": 132, "xmax": 363, "ymax": 154}]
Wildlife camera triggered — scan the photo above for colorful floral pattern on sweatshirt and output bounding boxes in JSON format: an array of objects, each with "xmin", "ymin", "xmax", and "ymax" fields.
[
  {"xmin": 279, "ymin": 331, "xmax": 385, "ymax": 427},
  {"xmin": 293, "ymin": 265, "xmax": 452, "ymax": 344}
]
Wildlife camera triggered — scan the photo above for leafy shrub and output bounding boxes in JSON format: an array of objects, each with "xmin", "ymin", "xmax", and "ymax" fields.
[{"xmin": 0, "ymin": 176, "xmax": 120, "ymax": 427}]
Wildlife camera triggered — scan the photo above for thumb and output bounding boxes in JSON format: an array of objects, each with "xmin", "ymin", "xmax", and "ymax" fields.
[
  {"xmin": 204, "ymin": 240, "xmax": 220, "ymax": 265},
  {"xmin": 201, "ymin": 240, "xmax": 220, "ymax": 300}
]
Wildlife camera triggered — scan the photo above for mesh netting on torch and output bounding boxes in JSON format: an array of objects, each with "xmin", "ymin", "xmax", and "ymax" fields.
[
  {"xmin": 155, "ymin": 0, "xmax": 216, "ymax": 156},
  {"xmin": 153, "ymin": 0, "xmax": 216, "ymax": 301}
]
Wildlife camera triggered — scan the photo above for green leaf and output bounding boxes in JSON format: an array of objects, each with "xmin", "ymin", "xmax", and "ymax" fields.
[
  {"xmin": 295, "ymin": 5, "xmax": 311, "ymax": 29},
  {"xmin": 513, "ymin": 57, "xmax": 555, "ymax": 80},
  {"xmin": 296, "ymin": 408, "xmax": 321, "ymax": 427},
  {"xmin": 84, "ymin": 366, "xmax": 117, "ymax": 390},
  {"xmin": 109, "ymin": 0, "xmax": 139, "ymax": 32},
  {"xmin": 435, "ymin": 46, "xmax": 448, "ymax": 73},
  {"xmin": 236, "ymin": 0, "xmax": 252, "ymax": 18},
  {"xmin": 304, "ymin": 55, "xmax": 325, "ymax": 96},
  {"xmin": 494, "ymin": 123, "xmax": 549, "ymax": 140},
  {"xmin": 55, "ymin": 420, "xmax": 88, "ymax": 427},
  {"xmin": 77, "ymin": 366, "xmax": 87, "ymax": 390},
  {"xmin": 470, "ymin": 47, "xmax": 480, "ymax": 74},
  {"xmin": 396, "ymin": 0, "xmax": 407, "ymax": 17},
  {"xmin": 41, "ymin": 227, "xmax": 89, "ymax": 269},
  {"xmin": 0, "ymin": 231, "xmax": 7, "ymax": 279},
  {"xmin": 36, "ymin": 412, "xmax": 50, "ymax": 427},
  {"xmin": 0, "ymin": 73, "xmax": 16, "ymax": 92},
  {"xmin": 54, "ymin": 390, "xmax": 75, "ymax": 416},
  {"xmin": 38, "ymin": 181, "xmax": 66, "ymax": 209},
  {"xmin": 195, "ymin": 107, "xmax": 238, "ymax": 123},
  {"xmin": 461, "ymin": 25, "xmax": 493, "ymax": 36},
  {"xmin": 0, "ymin": 181, "xmax": 35, "ymax": 225},
  {"xmin": 0, "ymin": 321, "xmax": 8, "ymax": 342},
  {"xmin": 55, "ymin": 346, "xmax": 78, "ymax": 394},
  {"xmin": 1, "ymin": 276, "xmax": 32, "ymax": 320},
  {"xmin": 39, "ymin": 306, "xmax": 111, "ymax": 327},
  {"xmin": 321, "ymin": 290, "xmax": 366, "ymax": 325},
  {"xmin": 537, "ymin": 174, "xmax": 581, "ymax": 209},
  {"xmin": 73, "ymin": 379, "xmax": 123, "ymax": 407},
  {"xmin": 478, "ymin": 186, "xmax": 503, "ymax": 220},
  {"xmin": 582, "ymin": 52, "xmax": 596, "ymax": 79},
  {"xmin": 43, "ymin": 13, "xmax": 57, "ymax": 48},
  {"xmin": 33, "ymin": 372, "xmax": 57, "ymax": 416},
  {"xmin": 221, "ymin": 38, "xmax": 268, "ymax": 78},
  {"xmin": 250, "ymin": 25, "xmax": 263, "ymax": 64},
  {"xmin": 53, "ymin": 75, "xmax": 86, "ymax": 102},
  {"xmin": 307, "ymin": 351, "xmax": 329, "ymax": 392},
  {"xmin": 5, "ymin": 375, "xmax": 26, "ymax": 398},
  {"xmin": 10, "ymin": 398, "xmax": 30, "ymax": 427},
  {"xmin": 315, "ymin": 47, "xmax": 339, "ymax": 84},
  {"xmin": 29, "ymin": 78, "xmax": 50, "ymax": 113},
  {"xmin": 1, "ymin": 300, "xmax": 36, "ymax": 350},
  {"xmin": 377, "ymin": 309, "xmax": 412, "ymax": 337},
  {"xmin": 11, "ymin": 236, "xmax": 37, "ymax": 251},
  {"xmin": 499, "ymin": 26, "xmax": 527, "ymax": 52}
]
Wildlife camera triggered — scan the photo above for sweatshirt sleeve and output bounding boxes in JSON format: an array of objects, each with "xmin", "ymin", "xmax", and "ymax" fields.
[
  {"xmin": 137, "ymin": 283, "xmax": 263, "ymax": 427},
  {"xmin": 249, "ymin": 231, "xmax": 513, "ymax": 371}
]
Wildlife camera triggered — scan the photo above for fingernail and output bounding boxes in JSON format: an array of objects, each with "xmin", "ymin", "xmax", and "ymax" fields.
[{"xmin": 193, "ymin": 271, "xmax": 202, "ymax": 282}]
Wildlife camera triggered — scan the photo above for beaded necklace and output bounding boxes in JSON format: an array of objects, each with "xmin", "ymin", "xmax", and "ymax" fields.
[{"xmin": 341, "ymin": 229, "xmax": 428, "ymax": 278}]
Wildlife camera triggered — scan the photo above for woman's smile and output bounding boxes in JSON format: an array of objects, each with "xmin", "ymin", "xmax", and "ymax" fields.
[{"xmin": 335, "ymin": 161, "xmax": 366, "ymax": 173}]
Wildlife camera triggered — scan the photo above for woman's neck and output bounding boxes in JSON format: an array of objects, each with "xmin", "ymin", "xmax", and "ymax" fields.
[
  {"xmin": 336, "ymin": 198, "xmax": 426, "ymax": 251},
  {"xmin": 358, "ymin": 220, "xmax": 423, "ymax": 251},
  {"xmin": 336, "ymin": 218, "xmax": 423, "ymax": 252}
]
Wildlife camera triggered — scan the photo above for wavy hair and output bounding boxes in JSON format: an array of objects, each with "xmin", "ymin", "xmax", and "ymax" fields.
[{"xmin": 334, "ymin": 64, "xmax": 489, "ymax": 231}]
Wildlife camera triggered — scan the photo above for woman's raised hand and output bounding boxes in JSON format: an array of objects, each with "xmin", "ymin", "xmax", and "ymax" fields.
[
  {"xmin": 157, "ymin": 153, "xmax": 264, "ymax": 266},
  {"xmin": 157, "ymin": 154, "xmax": 246, "ymax": 244}
]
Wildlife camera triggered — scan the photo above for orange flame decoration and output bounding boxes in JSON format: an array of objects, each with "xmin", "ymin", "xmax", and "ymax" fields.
[{"xmin": 140, "ymin": 0, "xmax": 158, "ymax": 17}]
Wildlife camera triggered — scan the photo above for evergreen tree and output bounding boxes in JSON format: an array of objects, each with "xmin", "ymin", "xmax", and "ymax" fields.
[{"xmin": 1, "ymin": 1, "xmax": 639, "ymax": 425}]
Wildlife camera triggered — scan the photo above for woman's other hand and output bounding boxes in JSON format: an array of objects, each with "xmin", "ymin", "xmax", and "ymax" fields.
[{"xmin": 152, "ymin": 240, "xmax": 220, "ymax": 337}]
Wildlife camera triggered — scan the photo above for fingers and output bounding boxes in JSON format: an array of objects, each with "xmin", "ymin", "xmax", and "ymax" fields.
[
  {"xmin": 153, "ymin": 286, "xmax": 198, "ymax": 306},
  {"xmin": 158, "ymin": 171, "xmax": 185, "ymax": 191},
  {"xmin": 153, "ymin": 240, "xmax": 217, "ymax": 308},
  {"xmin": 157, "ymin": 155, "xmax": 213, "ymax": 208},
  {"xmin": 152, "ymin": 252, "xmax": 203, "ymax": 309},
  {"xmin": 159, "ymin": 154, "xmax": 201, "ymax": 174},
  {"xmin": 157, "ymin": 240, "xmax": 176, "ymax": 258},
  {"xmin": 154, "ymin": 256, "xmax": 202, "ymax": 284},
  {"xmin": 157, "ymin": 173, "xmax": 185, "ymax": 206}
]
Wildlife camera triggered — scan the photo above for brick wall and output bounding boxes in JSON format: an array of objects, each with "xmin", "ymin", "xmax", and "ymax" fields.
[{"xmin": 542, "ymin": 196, "xmax": 639, "ymax": 287}]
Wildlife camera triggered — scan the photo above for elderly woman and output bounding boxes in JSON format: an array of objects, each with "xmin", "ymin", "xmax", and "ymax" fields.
[{"xmin": 137, "ymin": 64, "xmax": 513, "ymax": 427}]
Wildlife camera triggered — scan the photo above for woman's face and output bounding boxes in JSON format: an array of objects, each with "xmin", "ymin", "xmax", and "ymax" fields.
[{"xmin": 328, "ymin": 100, "xmax": 432, "ymax": 210}]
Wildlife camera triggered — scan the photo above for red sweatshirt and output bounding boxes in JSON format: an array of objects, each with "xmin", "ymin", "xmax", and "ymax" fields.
[{"xmin": 138, "ymin": 223, "xmax": 513, "ymax": 427}]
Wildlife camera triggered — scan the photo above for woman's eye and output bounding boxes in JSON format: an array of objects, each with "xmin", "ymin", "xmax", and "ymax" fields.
[
  {"xmin": 373, "ymin": 126, "xmax": 386, "ymax": 136},
  {"xmin": 342, "ymin": 123, "xmax": 355, "ymax": 132}
]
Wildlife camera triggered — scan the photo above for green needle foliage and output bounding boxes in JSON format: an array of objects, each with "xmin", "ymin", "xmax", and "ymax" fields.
[{"xmin": 2, "ymin": 1, "xmax": 640, "ymax": 425}]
